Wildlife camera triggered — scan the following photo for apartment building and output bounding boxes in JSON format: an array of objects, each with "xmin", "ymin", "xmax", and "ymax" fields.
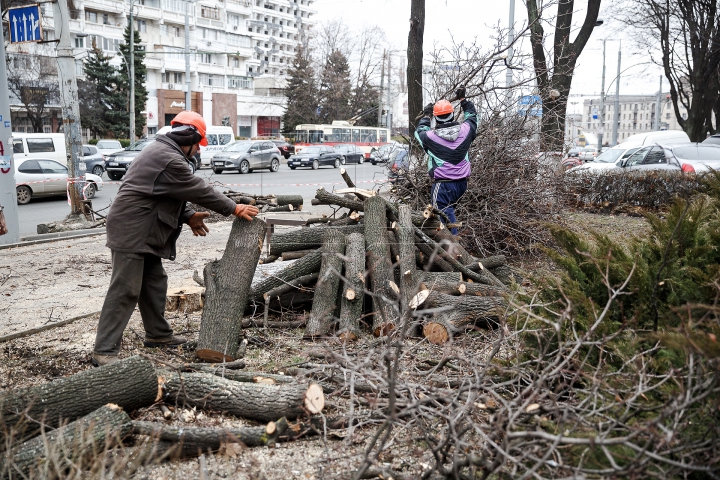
[
  {"xmin": 6, "ymin": 0, "xmax": 316, "ymax": 138},
  {"xmin": 580, "ymin": 94, "xmax": 687, "ymax": 146}
]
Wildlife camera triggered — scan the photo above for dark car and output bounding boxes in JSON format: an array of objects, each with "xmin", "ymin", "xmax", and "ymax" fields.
[
  {"xmin": 333, "ymin": 144, "xmax": 365, "ymax": 164},
  {"xmin": 211, "ymin": 141, "xmax": 282, "ymax": 174},
  {"xmin": 103, "ymin": 140, "xmax": 154, "ymax": 180},
  {"xmin": 82, "ymin": 144, "xmax": 106, "ymax": 177},
  {"xmin": 288, "ymin": 145, "xmax": 343, "ymax": 169},
  {"xmin": 272, "ymin": 140, "xmax": 295, "ymax": 159}
]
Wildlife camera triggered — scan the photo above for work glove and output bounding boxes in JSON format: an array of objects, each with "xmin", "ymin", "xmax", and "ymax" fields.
[
  {"xmin": 422, "ymin": 103, "xmax": 434, "ymax": 117},
  {"xmin": 234, "ymin": 204, "xmax": 259, "ymax": 221},
  {"xmin": 188, "ymin": 212, "xmax": 211, "ymax": 236},
  {"xmin": 455, "ymin": 86, "xmax": 466, "ymax": 101}
]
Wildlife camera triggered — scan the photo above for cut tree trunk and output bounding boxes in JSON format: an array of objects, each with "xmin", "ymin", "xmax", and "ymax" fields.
[
  {"xmin": 305, "ymin": 230, "xmax": 347, "ymax": 338},
  {"xmin": 265, "ymin": 205, "xmax": 295, "ymax": 213},
  {"xmin": 419, "ymin": 273, "xmax": 506, "ymax": 297},
  {"xmin": 162, "ymin": 371, "xmax": 324, "ymax": 422},
  {"xmin": 251, "ymin": 252, "xmax": 322, "ymax": 301},
  {"xmin": 412, "ymin": 291, "xmax": 505, "ymax": 345},
  {"xmin": 269, "ymin": 224, "xmax": 363, "ymax": 256},
  {"xmin": 386, "ymin": 229, "xmax": 400, "ymax": 266},
  {"xmin": 275, "ymin": 195, "xmax": 303, "ymax": 207},
  {"xmin": 365, "ymin": 196, "xmax": 398, "ymax": 336},
  {"xmin": 197, "ymin": 217, "xmax": 265, "ymax": 363},
  {"xmin": 186, "ymin": 368, "xmax": 295, "ymax": 384},
  {"xmin": 491, "ymin": 265, "xmax": 514, "ymax": 285},
  {"xmin": 422, "ymin": 271, "xmax": 463, "ymax": 283},
  {"xmin": 338, "ymin": 232, "xmax": 365, "ymax": 342},
  {"xmin": 339, "ymin": 168, "xmax": 357, "ymax": 189},
  {"xmin": 313, "ymin": 187, "xmax": 365, "ymax": 211},
  {"xmin": 398, "ymin": 206, "xmax": 419, "ymax": 313},
  {"xmin": 166, "ymin": 286, "xmax": 204, "ymax": 313},
  {"xmin": 281, "ymin": 249, "xmax": 319, "ymax": 261},
  {"xmin": 9, "ymin": 404, "xmax": 132, "ymax": 476},
  {"xmin": 0, "ymin": 356, "xmax": 158, "ymax": 440}
]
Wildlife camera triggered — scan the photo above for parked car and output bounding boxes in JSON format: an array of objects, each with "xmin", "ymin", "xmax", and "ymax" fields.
[
  {"xmin": 702, "ymin": 134, "xmax": 720, "ymax": 146},
  {"xmin": 333, "ymin": 144, "xmax": 365, "ymax": 164},
  {"xmin": 579, "ymin": 146, "xmax": 599, "ymax": 162},
  {"xmin": 569, "ymin": 144, "xmax": 688, "ymax": 177},
  {"xmin": 567, "ymin": 145, "xmax": 643, "ymax": 173},
  {"xmin": 561, "ymin": 147, "xmax": 585, "ymax": 169},
  {"xmin": 388, "ymin": 146, "xmax": 410, "ymax": 184},
  {"xmin": 157, "ymin": 125, "xmax": 234, "ymax": 166},
  {"xmin": 272, "ymin": 140, "xmax": 296, "ymax": 159},
  {"xmin": 15, "ymin": 158, "xmax": 103, "ymax": 205},
  {"xmin": 82, "ymin": 144, "xmax": 106, "ymax": 177},
  {"xmin": 624, "ymin": 130, "xmax": 690, "ymax": 146},
  {"xmin": 668, "ymin": 144, "xmax": 720, "ymax": 173},
  {"xmin": 287, "ymin": 145, "xmax": 343, "ymax": 169},
  {"xmin": 103, "ymin": 140, "xmax": 154, "ymax": 180},
  {"xmin": 369, "ymin": 144, "xmax": 397, "ymax": 165},
  {"xmin": 211, "ymin": 141, "xmax": 282, "ymax": 174},
  {"xmin": 94, "ymin": 139, "xmax": 124, "ymax": 156},
  {"xmin": 11, "ymin": 133, "xmax": 67, "ymax": 166}
]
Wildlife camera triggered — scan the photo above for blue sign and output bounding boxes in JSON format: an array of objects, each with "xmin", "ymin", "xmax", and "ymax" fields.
[
  {"xmin": 519, "ymin": 95, "xmax": 541, "ymax": 106},
  {"xmin": 518, "ymin": 108, "xmax": 543, "ymax": 117},
  {"xmin": 8, "ymin": 5, "xmax": 42, "ymax": 43}
]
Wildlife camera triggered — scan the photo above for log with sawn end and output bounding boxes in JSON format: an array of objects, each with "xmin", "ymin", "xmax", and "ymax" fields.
[
  {"xmin": 305, "ymin": 229, "xmax": 346, "ymax": 338},
  {"xmin": 337, "ymin": 232, "xmax": 365, "ymax": 342},
  {"xmin": 365, "ymin": 196, "xmax": 398, "ymax": 336}
]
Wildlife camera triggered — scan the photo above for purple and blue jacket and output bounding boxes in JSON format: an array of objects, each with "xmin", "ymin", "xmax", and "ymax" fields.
[{"xmin": 414, "ymin": 99, "xmax": 477, "ymax": 181}]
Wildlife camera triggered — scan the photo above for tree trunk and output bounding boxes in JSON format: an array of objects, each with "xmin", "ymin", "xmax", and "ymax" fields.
[
  {"xmin": 421, "ymin": 271, "xmax": 463, "ymax": 283},
  {"xmin": 9, "ymin": 405, "xmax": 132, "ymax": 476},
  {"xmin": 275, "ymin": 195, "xmax": 303, "ymax": 207},
  {"xmin": 185, "ymin": 368, "xmax": 295, "ymax": 385},
  {"xmin": 466, "ymin": 255, "xmax": 507, "ymax": 272},
  {"xmin": 251, "ymin": 252, "xmax": 322, "ymax": 301},
  {"xmin": 305, "ymin": 230, "xmax": 347, "ymax": 338},
  {"xmin": 166, "ymin": 286, "xmax": 204, "ymax": 313},
  {"xmin": 419, "ymin": 273, "xmax": 506, "ymax": 297},
  {"xmin": 265, "ymin": 205, "xmax": 295, "ymax": 213},
  {"xmin": 365, "ymin": 196, "xmax": 398, "ymax": 336},
  {"xmin": 338, "ymin": 232, "xmax": 366, "ymax": 342},
  {"xmin": 197, "ymin": 217, "xmax": 265, "ymax": 363},
  {"xmin": 281, "ymin": 249, "xmax": 319, "ymax": 261},
  {"xmin": 407, "ymin": 0, "xmax": 426, "ymax": 136},
  {"xmin": 269, "ymin": 224, "xmax": 363, "ymax": 256},
  {"xmin": 162, "ymin": 372, "xmax": 324, "ymax": 422},
  {"xmin": 313, "ymin": 187, "xmax": 365, "ymax": 212},
  {"xmin": 490, "ymin": 265, "xmax": 514, "ymax": 285}
]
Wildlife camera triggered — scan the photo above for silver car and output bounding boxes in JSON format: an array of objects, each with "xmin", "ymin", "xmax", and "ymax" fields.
[
  {"xmin": 210, "ymin": 140, "xmax": 282, "ymax": 174},
  {"xmin": 15, "ymin": 158, "xmax": 104, "ymax": 205}
]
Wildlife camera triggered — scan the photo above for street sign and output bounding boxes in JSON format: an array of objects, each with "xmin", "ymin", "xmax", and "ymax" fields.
[
  {"xmin": 8, "ymin": 5, "xmax": 42, "ymax": 44},
  {"xmin": 518, "ymin": 108, "xmax": 542, "ymax": 117},
  {"xmin": 592, "ymin": 107, "xmax": 599, "ymax": 120},
  {"xmin": 519, "ymin": 95, "xmax": 541, "ymax": 106}
]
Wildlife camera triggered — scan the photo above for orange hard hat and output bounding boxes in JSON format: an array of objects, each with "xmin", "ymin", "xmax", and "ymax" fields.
[
  {"xmin": 433, "ymin": 100, "xmax": 454, "ymax": 117},
  {"xmin": 171, "ymin": 111, "xmax": 208, "ymax": 146}
]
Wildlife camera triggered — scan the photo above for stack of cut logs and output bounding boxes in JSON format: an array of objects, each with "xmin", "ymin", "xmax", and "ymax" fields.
[
  {"xmin": 225, "ymin": 191, "xmax": 304, "ymax": 213},
  {"xmin": 193, "ymin": 169, "xmax": 511, "ymax": 361},
  {"xmin": 0, "ymin": 356, "xmax": 326, "ymax": 474}
]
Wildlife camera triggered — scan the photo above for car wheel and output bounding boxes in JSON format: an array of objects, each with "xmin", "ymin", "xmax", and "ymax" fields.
[
  {"xmin": 91, "ymin": 165, "xmax": 104, "ymax": 176},
  {"xmin": 85, "ymin": 182, "xmax": 97, "ymax": 199},
  {"xmin": 312, "ymin": 159, "xmax": 319, "ymax": 170},
  {"xmin": 16, "ymin": 186, "xmax": 32, "ymax": 205},
  {"xmin": 340, "ymin": 156, "xmax": 346, "ymax": 165},
  {"xmin": 270, "ymin": 158, "xmax": 280, "ymax": 172},
  {"xmin": 107, "ymin": 172, "xmax": 123, "ymax": 181},
  {"xmin": 240, "ymin": 160, "xmax": 250, "ymax": 174},
  {"xmin": 333, "ymin": 159, "xmax": 340, "ymax": 168},
  {"xmin": 189, "ymin": 161, "xmax": 197, "ymax": 174},
  {"xmin": 290, "ymin": 166, "xmax": 296, "ymax": 170},
  {"xmin": 212, "ymin": 167, "xmax": 223, "ymax": 174},
  {"xmin": 359, "ymin": 156, "xmax": 364, "ymax": 164},
  {"xmin": 371, "ymin": 161, "xmax": 377, "ymax": 165}
]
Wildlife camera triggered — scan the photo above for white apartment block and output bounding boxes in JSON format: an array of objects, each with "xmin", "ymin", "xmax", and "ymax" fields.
[
  {"xmin": 7, "ymin": 0, "xmax": 316, "ymax": 138},
  {"xmin": 580, "ymin": 94, "xmax": 688, "ymax": 146}
]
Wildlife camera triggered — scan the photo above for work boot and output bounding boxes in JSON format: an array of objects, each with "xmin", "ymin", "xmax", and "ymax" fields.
[
  {"xmin": 92, "ymin": 353, "xmax": 120, "ymax": 367},
  {"xmin": 144, "ymin": 335, "xmax": 188, "ymax": 349}
]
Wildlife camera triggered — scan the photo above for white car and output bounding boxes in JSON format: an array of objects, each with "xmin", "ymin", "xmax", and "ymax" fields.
[
  {"xmin": 567, "ymin": 145, "xmax": 643, "ymax": 173},
  {"xmin": 95, "ymin": 140, "xmax": 124, "ymax": 156},
  {"xmin": 15, "ymin": 158, "xmax": 104, "ymax": 205},
  {"xmin": 666, "ymin": 144, "xmax": 720, "ymax": 173}
]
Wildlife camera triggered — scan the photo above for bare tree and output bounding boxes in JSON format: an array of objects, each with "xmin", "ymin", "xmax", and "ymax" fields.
[
  {"xmin": 314, "ymin": 19, "xmax": 354, "ymax": 67},
  {"xmin": 406, "ymin": 0, "xmax": 425, "ymax": 137},
  {"xmin": 6, "ymin": 54, "xmax": 60, "ymax": 133}
]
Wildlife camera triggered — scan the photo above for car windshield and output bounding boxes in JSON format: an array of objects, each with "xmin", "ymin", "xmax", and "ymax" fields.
[
  {"xmin": 303, "ymin": 146, "xmax": 322, "ymax": 154},
  {"xmin": 595, "ymin": 148, "xmax": 626, "ymax": 163},
  {"xmin": 127, "ymin": 141, "xmax": 151, "ymax": 151},
  {"xmin": 672, "ymin": 146, "xmax": 720, "ymax": 160},
  {"xmin": 224, "ymin": 142, "xmax": 252, "ymax": 153},
  {"xmin": 98, "ymin": 141, "xmax": 120, "ymax": 148}
]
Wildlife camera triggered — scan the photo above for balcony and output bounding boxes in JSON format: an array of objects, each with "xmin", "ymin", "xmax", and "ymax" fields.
[
  {"xmin": 137, "ymin": 4, "xmax": 162, "ymax": 21},
  {"xmin": 225, "ymin": 0, "xmax": 251, "ymax": 13},
  {"xmin": 84, "ymin": 22, "xmax": 125, "ymax": 38},
  {"xmin": 145, "ymin": 56, "xmax": 163, "ymax": 69},
  {"xmin": 151, "ymin": 34, "xmax": 186, "ymax": 49}
]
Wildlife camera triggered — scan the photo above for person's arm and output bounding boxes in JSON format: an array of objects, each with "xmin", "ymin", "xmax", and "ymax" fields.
[
  {"xmin": 414, "ymin": 103, "xmax": 434, "ymax": 149},
  {"xmin": 456, "ymin": 87, "xmax": 478, "ymax": 138}
]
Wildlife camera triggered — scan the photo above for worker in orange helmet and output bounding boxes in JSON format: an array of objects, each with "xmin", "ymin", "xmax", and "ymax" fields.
[
  {"xmin": 415, "ymin": 87, "xmax": 477, "ymax": 234},
  {"xmin": 92, "ymin": 111, "xmax": 258, "ymax": 367}
]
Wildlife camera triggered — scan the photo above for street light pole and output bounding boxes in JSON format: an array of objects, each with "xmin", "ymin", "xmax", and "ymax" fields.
[
  {"xmin": 185, "ymin": 0, "xmax": 191, "ymax": 110},
  {"xmin": 654, "ymin": 75, "xmax": 662, "ymax": 131},
  {"xmin": 596, "ymin": 39, "xmax": 606, "ymax": 152},
  {"xmin": 0, "ymin": 25, "xmax": 19, "ymax": 244},
  {"xmin": 506, "ymin": 0, "xmax": 515, "ymax": 88},
  {"xmin": 129, "ymin": 0, "xmax": 135, "ymax": 142},
  {"xmin": 378, "ymin": 50, "xmax": 385, "ymax": 127},
  {"xmin": 611, "ymin": 42, "xmax": 621, "ymax": 146},
  {"xmin": 386, "ymin": 54, "xmax": 392, "ymax": 129}
]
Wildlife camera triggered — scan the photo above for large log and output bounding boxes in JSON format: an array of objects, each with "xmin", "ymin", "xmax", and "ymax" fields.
[
  {"xmin": 305, "ymin": 230, "xmax": 347, "ymax": 338},
  {"xmin": 0, "ymin": 356, "xmax": 158, "ymax": 441},
  {"xmin": 313, "ymin": 187, "xmax": 365, "ymax": 211},
  {"xmin": 364, "ymin": 196, "xmax": 398, "ymax": 336},
  {"xmin": 412, "ymin": 291, "xmax": 506, "ymax": 345},
  {"xmin": 162, "ymin": 372, "xmax": 324, "ymax": 422},
  {"xmin": 186, "ymin": 368, "xmax": 295, "ymax": 384},
  {"xmin": 250, "ymin": 252, "xmax": 322, "ymax": 301},
  {"xmin": 8, "ymin": 404, "xmax": 132, "ymax": 476},
  {"xmin": 269, "ymin": 224, "xmax": 363, "ymax": 256},
  {"xmin": 398, "ymin": 206, "xmax": 419, "ymax": 312},
  {"xmin": 281, "ymin": 249, "xmax": 319, "ymax": 261},
  {"xmin": 337, "ymin": 232, "xmax": 365, "ymax": 342},
  {"xmin": 197, "ymin": 217, "xmax": 265, "ymax": 363},
  {"xmin": 419, "ymin": 273, "xmax": 506, "ymax": 297},
  {"xmin": 490, "ymin": 265, "xmax": 515, "ymax": 285},
  {"xmin": 275, "ymin": 195, "xmax": 304, "ymax": 207}
]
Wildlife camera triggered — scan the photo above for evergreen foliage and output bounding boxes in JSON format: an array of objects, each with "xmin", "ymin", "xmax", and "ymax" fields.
[
  {"xmin": 350, "ymin": 80, "xmax": 380, "ymax": 127},
  {"xmin": 317, "ymin": 50, "xmax": 352, "ymax": 123},
  {"xmin": 282, "ymin": 48, "xmax": 318, "ymax": 134},
  {"xmin": 117, "ymin": 25, "xmax": 148, "ymax": 139},
  {"xmin": 79, "ymin": 40, "xmax": 126, "ymax": 138}
]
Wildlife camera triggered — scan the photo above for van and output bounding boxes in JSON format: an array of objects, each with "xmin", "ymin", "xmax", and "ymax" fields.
[
  {"xmin": 156, "ymin": 125, "xmax": 234, "ymax": 165},
  {"xmin": 11, "ymin": 133, "xmax": 68, "ymax": 166},
  {"xmin": 623, "ymin": 130, "xmax": 690, "ymax": 147}
]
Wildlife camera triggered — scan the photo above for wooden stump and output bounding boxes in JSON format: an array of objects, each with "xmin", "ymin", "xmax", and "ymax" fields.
[
  {"xmin": 365, "ymin": 196, "xmax": 398, "ymax": 336},
  {"xmin": 197, "ymin": 217, "xmax": 266, "ymax": 362},
  {"xmin": 166, "ymin": 286, "xmax": 204, "ymax": 313},
  {"xmin": 304, "ymin": 230, "xmax": 347, "ymax": 338},
  {"xmin": 337, "ymin": 232, "xmax": 365, "ymax": 341},
  {"xmin": 162, "ymin": 371, "xmax": 324, "ymax": 422},
  {"xmin": 269, "ymin": 224, "xmax": 363, "ymax": 256}
]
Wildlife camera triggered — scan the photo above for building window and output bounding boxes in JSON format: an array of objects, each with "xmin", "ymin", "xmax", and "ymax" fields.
[
  {"xmin": 666, "ymin": 113, "xmax": 671, "ymax": 119},
  {"xmin": 102, "ymin": 13, "xmax": 110, "ymax": 25},
  {"xmin": 228, "ymin": 75, "xmax": 252, "ymax": 89},
  {"xmin": 199, "ymin": 53, "xmax": 213, "ymax": 63},
  {"xmin": 74, "ymin": 37, "xmax": 85, "ymax": 48},
  {"xmin": 136, "ymin": 20, "xmax": 147, "ymax": 33},
  {"xmin": 201, "ymin": 5, "xmax": 220, "ymax": 19},
  {"xmin": 162, "ymin": 72, "xmax": 183, "ymax": 83},
  {"xmin": 199, "ymin": 74, "xmax": 224, "ymax": 86},
  {"xmin": 85, "ymin": 11, "xmax": 98, "ymax": 23}
]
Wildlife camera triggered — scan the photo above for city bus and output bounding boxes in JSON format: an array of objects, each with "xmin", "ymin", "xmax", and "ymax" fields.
[{"xmin": 287, "ymin": 121, "xmax": 391, "ymax": 157}]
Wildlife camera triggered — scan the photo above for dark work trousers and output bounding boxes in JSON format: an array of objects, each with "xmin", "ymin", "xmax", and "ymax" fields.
[
  {"xmin": 431, "ymin": 178, "xmax": 468, "ymax": 235},
  {"xmin": 94, "ymin": 251, "xmax": 173, "ymax": 355}
]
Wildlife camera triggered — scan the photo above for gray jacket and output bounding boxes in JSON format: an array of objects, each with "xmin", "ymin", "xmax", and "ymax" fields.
[{"xmin": 105, "ymin": 135, "xmax": 236, "ymax": 260}]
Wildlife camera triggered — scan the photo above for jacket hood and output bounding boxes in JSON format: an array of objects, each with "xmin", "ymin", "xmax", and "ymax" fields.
[{"xmin": 434, "ymin": 124, "xmax": 462, "ymax": 142}]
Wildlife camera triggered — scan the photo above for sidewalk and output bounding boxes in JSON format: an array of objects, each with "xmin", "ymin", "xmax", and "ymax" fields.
[{"xmin": 0, "ymin": 209, "xmax": 330, "ymax": 338}]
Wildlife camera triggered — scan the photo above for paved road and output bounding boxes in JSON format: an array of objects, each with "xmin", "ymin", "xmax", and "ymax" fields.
[{"xmin": 17, "ymin": 161, "xmax": 389, "ymax": 236}]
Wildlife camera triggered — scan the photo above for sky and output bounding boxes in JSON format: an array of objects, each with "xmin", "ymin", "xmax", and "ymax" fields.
[{"xmin": 312, "ymin": 0, "xmax": 665, "ymax": 114}]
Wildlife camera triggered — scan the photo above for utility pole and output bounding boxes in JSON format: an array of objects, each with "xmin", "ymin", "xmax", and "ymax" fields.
[
  {"xmin": 53, "ymin": 0, "xmax": 85, "ymax": 216},
  {"xmin": 506, "ymin": 0, "xmax": 515, "ymax": 88},
  {"xmin": 654, "ymin": 75, "xmax": 662, "ymax": 130},
  {"xmin": 129, "ymin": 1, "xmax": 135, "ymax": 142},
  {"xmin": 0, "ymin": 29, "xmax": 19, "ymax": 244},
  {"xmin": 386, "ymin": 54, "xmax": 392, "ymax": 129},
  {"xmin": 597, "ymin": 39, "xmax": 606, "ymax": 151},
  {"xmin": 611, "ymin": 42, "xmax": 621, "ymax": 146},
  {"xmin": 377, "ymin": 50, "xmax": 385, "ymax": 127},
  {"xmin": 185, "ymin": 0, "xmax": 191, "ymax": 110}
]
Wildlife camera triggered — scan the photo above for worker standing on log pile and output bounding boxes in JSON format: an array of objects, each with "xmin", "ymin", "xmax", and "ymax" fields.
[
  {"xmin": 91, "ymin": 111, "xmax": 259, "ymax": 367},
  {"xmin": 415, "ymin": 87, "xmax": 477, "ymax": 235}
]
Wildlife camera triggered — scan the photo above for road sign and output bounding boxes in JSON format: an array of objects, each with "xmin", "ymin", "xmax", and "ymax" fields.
[
  {"xmin": 519, "ymin": 95, "xmax": 541, "ymax": 106},
  {"xmin": 8, "ymin": 5, "xmax": 42, "ymax": 44},
  {"xmin": 518, "ymin": 107, "xmax": 542, "ymax": 117},
  {"xmin": 592, "ymin": 107, "xmax": 599, "ymax": 120}
]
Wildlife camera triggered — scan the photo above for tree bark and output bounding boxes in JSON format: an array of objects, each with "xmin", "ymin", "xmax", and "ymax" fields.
[
  {"xmin": 162, "ymin": 371, "xmax": 324, "ymax": 422},
  {"xmin": 251, "ymin": 252, "xmax": 322, "ymax": 301},
  {"xmin": 281, "ymin": 249, "xmax": 319, "ymax": 261},
  {"xmin": 313, "ymin": 187, "xmax": 365, "ymax": 211},
  {"xmin": 407, "ymin": 0, "xmax": 426, "ymax": 136},
  {"xmin": 419, "ymin": 273, "xmax": 506, "ymax": 297},
  {"xmin": 0, "ymin": 356, "xmax": 158, "ymax": 441},
  {"xmin": 269, "ymin": 223, "xmax": 363, "ymax": 256},
  {"xmin": 305, "ymin": 230, "xmax": 347, "ymax": 338},
  {"xmin": 338, "ymin": 232, "xmax": 366, "ymax": 342},
  {"xmin": 466, "ymin": 255, "xmax": 507, "ymax": 272},
  {"xmin": 490, "ymin": 265, "xmax": 514, "ymax": 285},
  {"xmin": 9, "ymin": 404, "xmax": 132, "ymax": 476},
  {"xmin": 197, "ymin": 217, "xmax": 265, "ymax": 363},
  {"xmin": 365, "ymin": 196, "xmax": 398, "ymax": 336},
  {"xmin": 275, "ymin": 195, "xmax": 304, "ymax": 207},
  {"xmin": 185, "ymin": 368, "xmax": 295, "ymax": 385}
]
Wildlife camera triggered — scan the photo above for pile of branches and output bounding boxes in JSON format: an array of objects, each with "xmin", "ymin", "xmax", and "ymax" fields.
[{"xmin": 189, "ymin": 192, "xmax": 303, "ymax": 224}]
